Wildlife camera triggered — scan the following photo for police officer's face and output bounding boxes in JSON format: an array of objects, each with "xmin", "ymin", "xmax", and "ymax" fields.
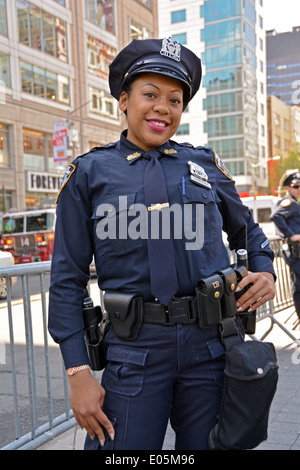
[
  {"xmin": 119, "ymin": 73, "xmax": 184, "ymax": 151},
  {"xmin": 289, "ymin": 185, "xmax": 300, "ymax": 200}
]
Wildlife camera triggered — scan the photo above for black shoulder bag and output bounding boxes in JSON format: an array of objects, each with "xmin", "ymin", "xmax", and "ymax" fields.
[{"xmin": 209, "ymin": 316, "xmax": 279, "ymax": 450}]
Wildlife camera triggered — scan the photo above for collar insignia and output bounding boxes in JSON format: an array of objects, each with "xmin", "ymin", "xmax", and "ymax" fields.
[
  {"xmin": 127, "ymin": 152, "xmax": 142, "ymax": 161},
  {"xmin": 160, "ymin": 37, "xmax": 181, "ymax": 62},
  {"xmin": 164, "ymin": 149, "xmax": 177, "ymax": 154}
]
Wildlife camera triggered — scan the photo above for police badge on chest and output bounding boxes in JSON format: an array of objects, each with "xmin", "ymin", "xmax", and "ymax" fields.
[{"xmin": 188, "ymin": 161, "xmax": 211, "ymax": 189}]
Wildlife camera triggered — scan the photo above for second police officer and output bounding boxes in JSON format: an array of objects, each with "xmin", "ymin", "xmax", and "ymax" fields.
[
  {"xmin": 48, "ymin": 38, "xmax": 276, "ymax": 450},
  {"xmin": 270, "ymin": 172, "xmax": 300, "ymax": 321}
]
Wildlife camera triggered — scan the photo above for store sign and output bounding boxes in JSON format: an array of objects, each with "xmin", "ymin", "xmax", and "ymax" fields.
[
  {"xmin": 27, "ymin": 171, "xmax": 64, "ymax": 193},
  {"xmin": 53, "ymin": 121, "xmax": 68, "ymax": 166}
]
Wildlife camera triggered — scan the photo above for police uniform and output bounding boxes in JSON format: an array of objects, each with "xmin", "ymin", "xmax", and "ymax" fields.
[
  {"xmin": 270, "ymin": 173, "xmax": 300, "ymax": 320},
  {"xmin": 48, "ymin": 38, "xmax": 275, "ymax": 450}
]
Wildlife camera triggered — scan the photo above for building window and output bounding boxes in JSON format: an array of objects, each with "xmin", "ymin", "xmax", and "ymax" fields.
[
  {"xmin": 176, "ymin": 123, "xmax": 189, "ymax": 135},
  {"xmin": 201, "ymin": 0, "xmax": 241, "ymax": 22},
  {"xmin": 23, "ymin": 129, "xmax": 55, "ymax": 171},
  {"xmin": 85, "ymin": 0, "xmax": 115, "ymax": 35},
  {"xmin": 201, "ymin": 19, "xmax": 241, "ymax": 46},
  {"xmin": 23, "ymin": 129, "xmax": 45, "ymax": 170},
  {"xmin": 274, "ymin": 135, "xmax": 280, "ymax": 148},
  {"xmin": 0, "ymin": 124, "xmax": 9, "ymax": 168},
  {"xmin": 87, "ymin": 35, "xmax": 116, "ymax": 79},
  {"xmin": 89, "ymin": 86, "xmax": 119, "ymax": 119},
  {"xmin": 0, "ymin": 51, "xmax": 10, "ymax": 88},
  {"xmin": 172, "ymin": 33, "xmax": 187, "ymax": 45},
  {"xmin": 17, "ymin": 0, "xmax": 68, "ymax": 63},
  {"xmin": 203, "ymin": 43, "xmax": 242, "ymax": 69},
  {"xmin": 0, "ymin": 0, "xmax": 7, "ymax": 37},
  {"xmin": 205, "ymin": 91, "xmax": 243, "ymax": 115},
  {"xmin": 207, "ymin": 115, "xmax": 243, "ymax": 138},
  {"xmin": 136, "ymin": 0, "xmax": 152, "ymax": 7},
  {"xmin": 284, "ymin": 118, "xmax": 290, "ymax": 132},
  {"xmin": 171, "ymin": 10, "xmax": 186, "ymax": 24},
  {"xmin": 203, "ymin": 67, "xmax": 242, "ymax": 91},
  {"xmin": 129, "ymin": 19, "xmax": 150, "ymax": 41},
  {"xmin": 54, "ymin": 0, "xmax": 65, "ymax": 5},
  {"xmin": 20, "ymin": 61, "xmax": 70, "ymax": 104}
]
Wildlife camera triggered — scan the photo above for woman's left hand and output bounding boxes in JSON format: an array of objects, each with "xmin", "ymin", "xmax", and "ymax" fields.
[{"xmin": 235, "ymin": 271, "xmax": 275, "ymax": 312}]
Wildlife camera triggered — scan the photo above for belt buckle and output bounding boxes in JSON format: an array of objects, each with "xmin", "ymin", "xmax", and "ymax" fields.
[{"xmin": 164, "ymin": 296, "xmax": 193, "ymax": 325}]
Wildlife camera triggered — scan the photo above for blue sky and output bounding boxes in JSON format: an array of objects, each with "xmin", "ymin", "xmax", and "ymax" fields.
[{"xmin": 264, "ymin": 0, "xmax": 300, "ymax": 32}]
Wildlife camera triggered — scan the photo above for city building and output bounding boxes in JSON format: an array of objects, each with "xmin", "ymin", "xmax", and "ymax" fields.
[
  {"xmin": 267, "ymin": 95, "xmax": 292, "ymax": 161},
  {"xmin": 266, "ymin": 27, "xmax": 300, "ymax": 106},
  {"xmin": 158, "ymin": 0, "xmax": 268, "ymax": 195},
  {"xmin": 0, "ymin": 0, "xmax": 158, "ymax": 212}
]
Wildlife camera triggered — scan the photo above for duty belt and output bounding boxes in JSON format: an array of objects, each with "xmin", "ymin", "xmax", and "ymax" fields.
[
  {"xmin": 143, "ymin": 296, "xmax": 197, "ymax": 326},
  {"xmin": 104, "ymin": 257, "xmax": 256, "ymax": 339}
]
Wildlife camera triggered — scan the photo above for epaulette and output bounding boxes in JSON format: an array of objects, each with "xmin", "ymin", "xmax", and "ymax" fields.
[{"xmin": 76, "ymin": 142, "xmax": 117, "ymax": 160}]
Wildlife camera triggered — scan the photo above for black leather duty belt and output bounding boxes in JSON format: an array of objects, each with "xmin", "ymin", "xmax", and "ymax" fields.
[{"xmin": 143, "ymin": 296, "xmax": 197, "ymax": 326}]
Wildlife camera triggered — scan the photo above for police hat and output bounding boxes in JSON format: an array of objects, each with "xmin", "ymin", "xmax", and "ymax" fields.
[
  {"xmin": 109, "ymin": 38, "xmax": 202, "ymax": 105},
  {"xmin": 283, "ymin": 172, "xmax": 300, "ymax": 186}
]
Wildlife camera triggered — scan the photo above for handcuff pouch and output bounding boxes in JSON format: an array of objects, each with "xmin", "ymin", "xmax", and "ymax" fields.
[
  {"xmin": 196, "ymin": 274, "xmax": 224, "ymax": 328},
  {"xmin": 104, "ymin": 291, "xmax": 144, "ymax": 340}
]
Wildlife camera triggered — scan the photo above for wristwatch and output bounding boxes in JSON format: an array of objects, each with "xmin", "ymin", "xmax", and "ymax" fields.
[{"xmin": 67, "ymin": 364, "xmax": 89, "ymax": 376}]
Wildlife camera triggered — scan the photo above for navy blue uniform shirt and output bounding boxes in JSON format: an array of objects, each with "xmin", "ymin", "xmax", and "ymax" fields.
[
  {"xmin": 270, "ymin": 194, "xmax": 300, "ymax": 239},
  {"xmin": 48, "ymin": 132, "xmax": 275, "ymax": 368}
]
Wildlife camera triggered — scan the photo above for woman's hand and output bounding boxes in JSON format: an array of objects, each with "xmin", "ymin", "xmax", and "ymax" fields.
[
  {"xmin": 68, "ymin": 369, "xmax": 115, "ymax": 446},
  {"xmin": 235, "ymin": 271, "xmax": 275, "ymax": 312}
]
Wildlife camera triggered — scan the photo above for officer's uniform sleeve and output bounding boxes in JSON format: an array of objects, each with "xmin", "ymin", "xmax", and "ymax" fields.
[
  {"xmin": 270, "ymin": 199, "xmax": 297, "ymax": 239},
  {"xmin": 48, "ymin": 159, "xmax": 93, "ymax": 369},
  {"xmin": 213, "ymin": 154, "xmax": 275, "ymax": 276}
]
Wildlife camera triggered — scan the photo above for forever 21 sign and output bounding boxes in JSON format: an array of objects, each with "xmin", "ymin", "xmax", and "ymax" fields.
[{"xmin": 27, "ymin": 171, "xmax": 64, "ymax": 193}]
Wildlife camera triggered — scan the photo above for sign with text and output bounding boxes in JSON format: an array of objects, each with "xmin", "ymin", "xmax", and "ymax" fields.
[
  {"xmin": 53, "ymin": 121, "xmax": 68, "ymax": 166},
  {"xmin": 27, "ymin": 171, "xmax": 64, "ymax": 193}
]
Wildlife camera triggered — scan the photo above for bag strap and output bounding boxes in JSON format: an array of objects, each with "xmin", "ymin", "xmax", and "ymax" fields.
[{"xmin": 219, "ymin": 316, "xmax": 241, "ymax": 351}]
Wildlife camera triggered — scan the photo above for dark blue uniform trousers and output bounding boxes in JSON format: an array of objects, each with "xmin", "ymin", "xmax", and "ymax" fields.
[{"xmin": 84, "ymin": 322, "xmax": 225, "ymax": 450}]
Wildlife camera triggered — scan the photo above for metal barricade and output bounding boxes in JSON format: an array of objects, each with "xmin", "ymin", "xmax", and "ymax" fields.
[
  {"xmin": 0, "ymin": 262, "xmax": 76, "ymax": 450},
  {"xmin": 0, "ymin": 238, "xmax": 299, "ymax": 450},
  {"xmin": 252, "ymin": 238, "xmax": 300, "ymax": 344}
]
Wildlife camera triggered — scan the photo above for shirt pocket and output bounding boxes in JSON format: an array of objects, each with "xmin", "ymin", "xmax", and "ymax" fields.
[
  {"xmin": 103, "ymin": 344, "xmax": 148, "ymax": 397},
  {"xmin": 91, "ymin": 193, "xmax": 144, "ymax": 257},
  {"xmin": 177, "ymin": 180, "xmax": 223, "ymax": 246}
]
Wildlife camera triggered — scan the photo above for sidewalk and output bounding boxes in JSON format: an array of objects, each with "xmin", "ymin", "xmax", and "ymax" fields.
[{"xmin": 39, "ymin": 307, "xmax": 300, "ymax": 451}]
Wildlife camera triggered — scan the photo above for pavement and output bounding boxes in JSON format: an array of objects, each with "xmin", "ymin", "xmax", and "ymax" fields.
[{"xmin": 38, "ymin": 307, "xmax": 300, "ymax": 451}]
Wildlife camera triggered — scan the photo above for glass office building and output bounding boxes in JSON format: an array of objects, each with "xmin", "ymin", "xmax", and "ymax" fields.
[
  {"xmin": 267, "ymin": 27, "xmax": 300, "ymax": 106},
  {"xmin": 159, "ymin": 0, "xmax": 268, "ymax": 194}
]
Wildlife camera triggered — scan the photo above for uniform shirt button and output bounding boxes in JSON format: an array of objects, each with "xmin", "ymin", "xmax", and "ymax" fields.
[{"xmin": 202, "ymin": 193, "xmax": 207, "ymax": 199}]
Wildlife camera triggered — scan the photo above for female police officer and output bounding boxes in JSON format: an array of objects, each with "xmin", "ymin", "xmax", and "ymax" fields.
[{"xmin": 48, "ymin": 38, "xmax": 276, "ymax": 450}]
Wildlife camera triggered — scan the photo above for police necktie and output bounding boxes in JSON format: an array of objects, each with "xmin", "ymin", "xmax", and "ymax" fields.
[{"xmin": 143, "ymin": 149, "xmax": 178, "ymax": 305}]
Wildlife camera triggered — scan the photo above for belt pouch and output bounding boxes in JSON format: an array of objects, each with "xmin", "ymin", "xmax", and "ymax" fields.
[
  {"xmin": 217, "ymin": 267, "xmax": 237, "ymax": 319},
  {"xmin": 288, "ymin": 241, "xmax": 300, "ymax": 258},
  {"xmin": 104, "ymin": 291, "xmax": 144, "ymax": 340},
  {"xmin": 196, "ymin": 274, "xmax": 224, "ymax": 328}
]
